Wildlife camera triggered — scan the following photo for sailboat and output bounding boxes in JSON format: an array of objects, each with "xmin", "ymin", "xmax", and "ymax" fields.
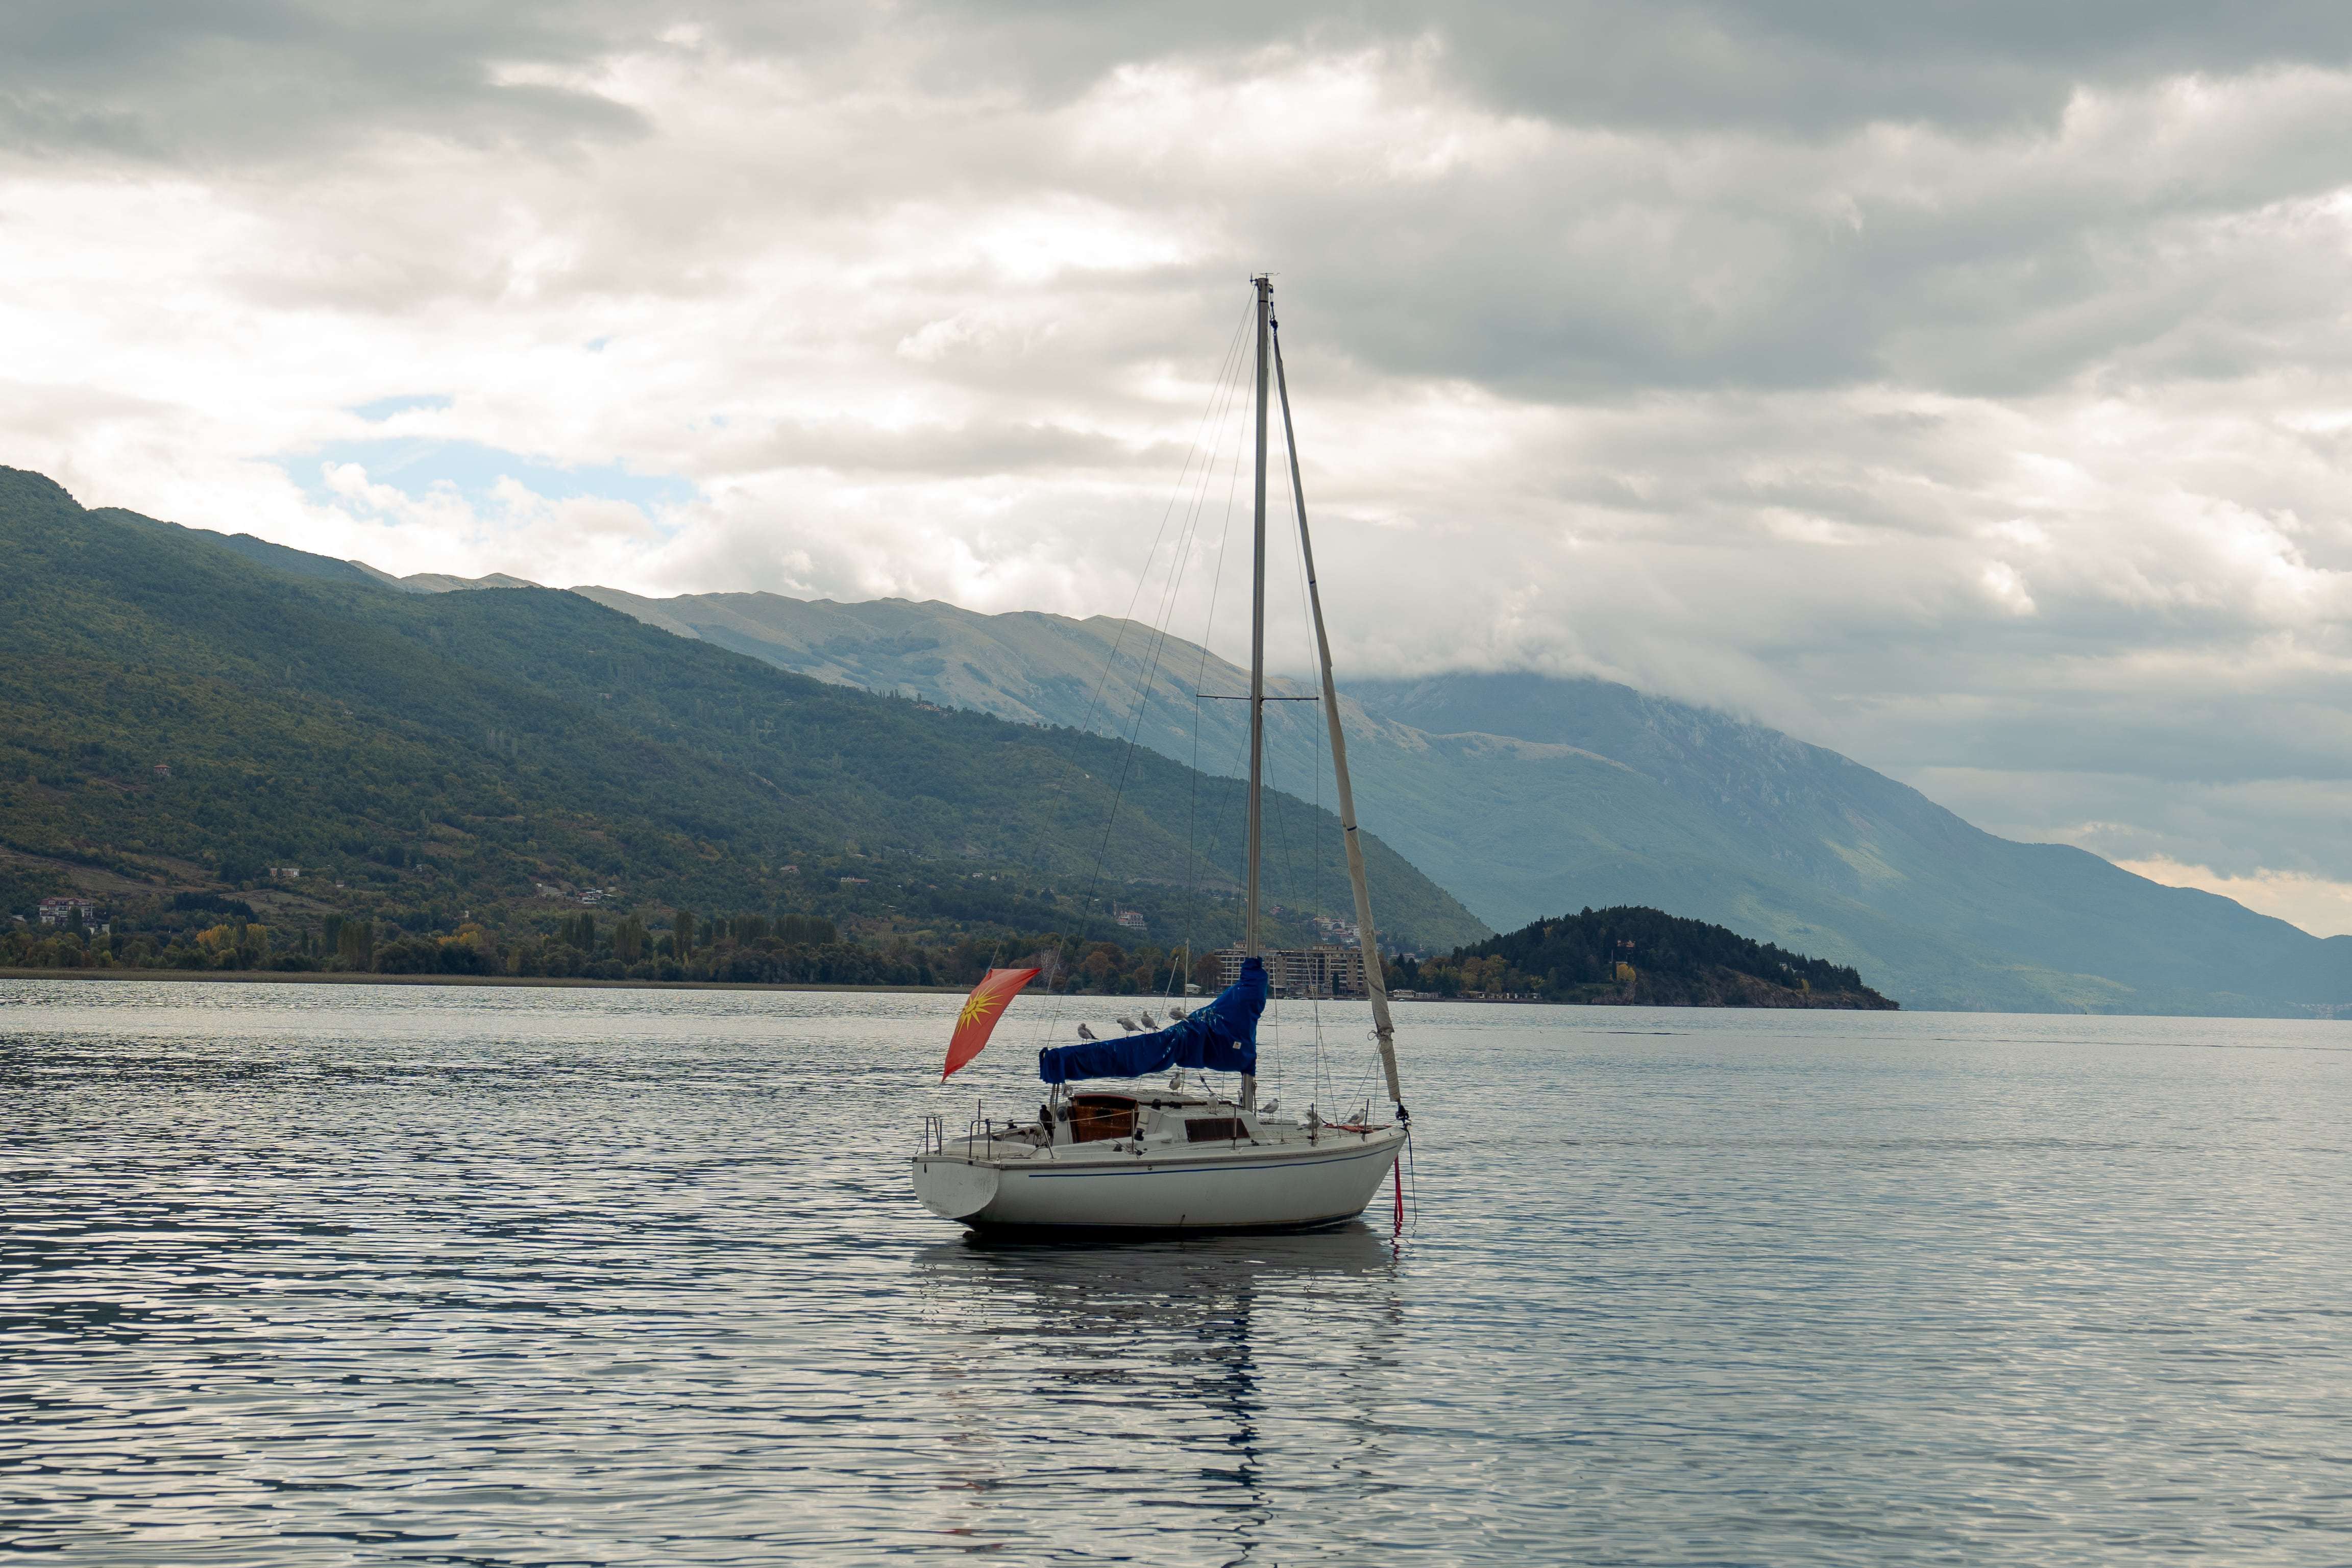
[{"xmin": 910, "ymin": 277, "xmax": 1410, "ymax": 1233}]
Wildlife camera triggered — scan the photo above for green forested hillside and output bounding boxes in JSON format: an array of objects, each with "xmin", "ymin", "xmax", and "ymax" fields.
[{"xmin": 0, "ymin": 467, "xmax": 1485, "ymax": 963}]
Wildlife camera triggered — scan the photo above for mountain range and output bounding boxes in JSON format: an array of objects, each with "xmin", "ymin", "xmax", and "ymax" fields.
[
  {"xmin": 0, "ymin": 466, "xmax": 1484, "ymax": 957},
  {"xmin": 562, "ymin": 584, "xmax": 2352, "ymax": 1016},
  {"xmin": 22, "ymin": 454, "xmax": 2352, "ymax": 1017}
]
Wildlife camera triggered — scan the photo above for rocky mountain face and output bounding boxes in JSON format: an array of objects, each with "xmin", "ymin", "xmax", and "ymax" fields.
[{"xmin": 566, "ymin": 585, "xmax": 2352, "ymax": 1016}]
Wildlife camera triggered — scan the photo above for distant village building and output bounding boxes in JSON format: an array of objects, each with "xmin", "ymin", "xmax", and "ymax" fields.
[
  {"xmin": 267, "ymin": 867, "xmax": 301, "ymax": 880},
  {"xmin": 37, "ymin": 896, "xmax": 98, "ymax": 926},
  {"xmin": 152, "ymin": 764, "xmax": 170, "ymax": 777},
  {"xmin": 1216, "ymin": 944, "xmax": 1368, "ymax": 999},
  {"xmin": 1114, "ymin": 909, "xmax": 1148, "ymax": 932},
  {"xmin": 839, "ymin": 876, "xmax": 870, "ymax": 886},
  {"xmin": 577, "ymin": 888, "xmax": 608, "ymax": 905},
  {"xmin": 1312, "ymin": 915, "xmax": 1361, "ymax": 948}
]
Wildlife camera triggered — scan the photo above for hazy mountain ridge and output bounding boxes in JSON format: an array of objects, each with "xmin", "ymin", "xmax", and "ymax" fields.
[
  {"xmin": 1349, "ymin": 673, "xmax": 2341, "ymax": 1014},
  {"xmin": 557, "ymin": 585, "xmax": 2352, "ymax": 1015}
]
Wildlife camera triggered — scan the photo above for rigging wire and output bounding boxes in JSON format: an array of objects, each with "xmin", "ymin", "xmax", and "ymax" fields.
[
  {"xmin": 1171, "ymin": 347, "xmax": 1266, "ymax": 1033},
  {"xmin": 1275, "ymin": 366, "xmax": 1337, "ymax": 1112},
  {"xmin": 1277, "ymin": 315, "xmax": 1392, "ymax": 1124},
  {"xmin": 992, "ymin": 287, "xmax": 1397, "ymax": 1137},
  {"xmin": 1018, "ymin": 296, "xmax": 1256, "ymax": 1059},
  {"xmin": 1079, "ymin": 330, "xmax": 1259, "ymax": 938},
  {"xmin": 1177, "ymin": 374, "xmax": 1253, "ymax": 1002},
  {"xmin": 1069, "ymin": 304, "xmax": 1262, "ymax": 952}
]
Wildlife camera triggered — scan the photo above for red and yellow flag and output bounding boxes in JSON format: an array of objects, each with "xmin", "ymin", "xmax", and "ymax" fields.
[{"xmin": 941, "ymin": 966, "xmax": 1041, "ymax": 1080}]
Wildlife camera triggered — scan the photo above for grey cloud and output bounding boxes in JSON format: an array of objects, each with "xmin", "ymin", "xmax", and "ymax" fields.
[
  {"xmin": 0, "ymin": 0, "xmax": 656, "ymax": 163},
  {"xmin": 28, "ymin": 2, "xmax": 2352, "ymax": 403},
  {"xmin": 1247, "ymin": 110, "xmax": 2352, "ymax": 399},
  {"xmin": 26, "ymin": 0, "xmax": 2352, "ymax": 164},
  {"xmin": 1909, "ymin": 766, "xmax": 2352, "ymax": 885},
  {"xmin": 1830, "ymin": 679, "xmax": 2352, "ymax": 789},
  {"xmin": 903, "ymin": 1, "xmax": 2352, "ymax": 133},
  {"xmin": 708, "ymin": 418, "xmax": 1191, "ymax": 479},
  {"xmin": 1432, "ymin": 2, "xmax": 2352, "ymax": 133},
  {"xmin": 18, "ymin": 0, "xmax": 2352, "ymax": 917}
]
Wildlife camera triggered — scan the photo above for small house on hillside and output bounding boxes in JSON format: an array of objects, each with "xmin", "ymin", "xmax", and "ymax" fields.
[
  {"xmin": 1312, "ymin": 915, "xmax": 1361, "ymax": 948},
  {"xmin": 37, "ymin": 896, "xmax": 97, "ymax": 926}
]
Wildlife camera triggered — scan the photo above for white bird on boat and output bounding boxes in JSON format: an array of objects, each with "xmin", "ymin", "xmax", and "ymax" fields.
[{"xmin": 1075, "ymin": 1023, "xmax": 1097, "ymax": 1040}]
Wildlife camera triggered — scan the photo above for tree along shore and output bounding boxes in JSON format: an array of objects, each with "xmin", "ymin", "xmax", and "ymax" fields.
[
  {"xmin": 0, "ymin": 966, "xmax": 967, "ymax": 993},
  {"xmin": 3, "ymin": 899, "xmax": 1227, "ymax": 996},
  {"xmin": 1391, "ymin": 904, "xmax": 1897, "ymax": 1009},
  {"xmin": 0, "ymin": 964, "xmax": 1883, "ymax": 1010}
]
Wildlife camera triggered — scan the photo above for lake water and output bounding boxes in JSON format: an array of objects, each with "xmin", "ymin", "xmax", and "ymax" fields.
[{"xmin": 4, "ymin": 981, "xmax": 2349, "ymax": 1565}]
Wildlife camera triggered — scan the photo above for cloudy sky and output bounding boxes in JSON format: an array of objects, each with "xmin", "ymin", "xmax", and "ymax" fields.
[{"xmin": 14, "ymin": 2, "xmax": 2352, "ymax": 929}]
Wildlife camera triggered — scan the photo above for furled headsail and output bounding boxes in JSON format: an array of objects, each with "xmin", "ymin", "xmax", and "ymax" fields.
[{"xmin": 1037, "ymin": 958, "xmax": 1265, "ymax": 1085}]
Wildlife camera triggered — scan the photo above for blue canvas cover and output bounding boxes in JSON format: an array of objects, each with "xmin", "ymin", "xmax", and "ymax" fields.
[{"xmin": 1037, "ymin": 958, "xmax": 1266, "ymax": 1085}]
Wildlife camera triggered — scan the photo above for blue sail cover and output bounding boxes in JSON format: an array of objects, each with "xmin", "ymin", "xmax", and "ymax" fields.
[{"xmin": 1038, "ymin": 958, "xmax": 1266, "ymax": 1085}]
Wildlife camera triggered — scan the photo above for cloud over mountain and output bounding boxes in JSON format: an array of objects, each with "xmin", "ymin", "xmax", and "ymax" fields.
[{"xmin": 12, "ymin": 2, "xmax": 2352, "ymax": 923}]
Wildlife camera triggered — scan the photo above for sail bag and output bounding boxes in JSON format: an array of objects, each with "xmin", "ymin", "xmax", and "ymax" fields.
[{"xmin": 1037, "ymin": 957, "xmax": 1265, "ymax": 1084}]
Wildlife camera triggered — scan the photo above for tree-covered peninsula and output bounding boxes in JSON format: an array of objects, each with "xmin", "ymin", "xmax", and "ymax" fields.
[{"xmin": 1395, "ymin": 904, "xmax": 1898, "ymax": 1008}]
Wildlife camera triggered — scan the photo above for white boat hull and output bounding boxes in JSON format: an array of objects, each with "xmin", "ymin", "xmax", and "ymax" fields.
[{"xmin": 913, "ymin": 1125, "xmax": 1405, "ymax": 1233}]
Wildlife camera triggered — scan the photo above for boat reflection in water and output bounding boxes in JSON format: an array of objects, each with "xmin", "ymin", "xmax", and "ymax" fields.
[{"xmin": 909, "ymin": 1226, "xmax": 1403, "ymax": 1560}]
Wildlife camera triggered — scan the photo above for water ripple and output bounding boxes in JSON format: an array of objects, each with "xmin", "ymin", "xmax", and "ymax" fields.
[{"xmin": 3, "ymin": 982, "xmax": 2348, "ymax": 1563}]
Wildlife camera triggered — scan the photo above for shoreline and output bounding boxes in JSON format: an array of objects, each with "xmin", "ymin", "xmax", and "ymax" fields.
[
  {"xmin": 0, "ymin": 968, "xmax": 1891, "ymax": 1020},
  {"xmin": 0, "ymin": 967, "xmax": 968, "ymax": 995},
  {"xmin": 0, "ymin": 967, "xmax": 1895, "ymax": 1010}
]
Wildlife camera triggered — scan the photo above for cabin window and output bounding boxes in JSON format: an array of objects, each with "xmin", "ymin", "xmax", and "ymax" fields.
[
  {"xmin": 1185, "ymin": 1117, "xmax": 1246, "ymax": 1143},
  {"xmin": 1068, "ymin": 1095, "xmax": 1137, "ymax": 1143}
]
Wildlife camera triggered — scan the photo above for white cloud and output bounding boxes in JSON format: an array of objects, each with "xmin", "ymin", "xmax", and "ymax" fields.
[
  {"xmin": 13, "ymin": 4, "xmax": 2352, "ymax": 889},
  {"xmin": 2117, "ymin": 856, "xmax": 2352, "ymax": 938}
]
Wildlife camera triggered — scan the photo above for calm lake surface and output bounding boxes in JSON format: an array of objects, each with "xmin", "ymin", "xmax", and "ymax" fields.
[{"xmin": 4, "ymin": 981, "xmax": 2348, "ymax": 1565}]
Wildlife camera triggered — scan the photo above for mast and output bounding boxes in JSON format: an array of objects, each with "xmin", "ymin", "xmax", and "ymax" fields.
[
  {"xmin": 1240, "ymin": 275, "xmax": 1271, "ymax": 1114},
  {"xmin": 1271, "ymin": 314, "xmax": 1406, "ymax": 1117},
  {"xmin": 1245, "ymin": 275, "xmax": 1270, "ymax": 960}
]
